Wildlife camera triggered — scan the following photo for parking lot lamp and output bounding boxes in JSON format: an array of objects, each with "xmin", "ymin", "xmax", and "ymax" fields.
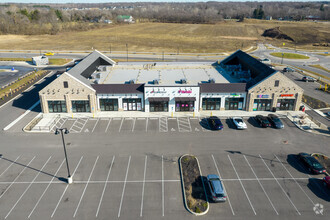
[{"xmin": 55, "ymin": 128, "xmax": 72, "ymax": 184}]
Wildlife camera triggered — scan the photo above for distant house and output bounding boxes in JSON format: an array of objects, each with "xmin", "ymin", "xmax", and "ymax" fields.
[
  {"xmin": 117, "ymin": 15, "xmax": 134, "ymax": 23},
  {"xmin": 306, "ymin": 15, "xmax": 321, "ymax": 21},
  {"xmin": 266, "ymin": 16, "xmax": 272, "ymax": 20},
  {"xmin": 32, "ymin": 56, "xmax": 49, "ymax": 66},
  {"xmin": 104, "ymin": 19, "xmax": 112, "ymax": 24}
]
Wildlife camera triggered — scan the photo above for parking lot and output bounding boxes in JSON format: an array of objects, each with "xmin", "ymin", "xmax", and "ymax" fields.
[
  {"xmin": 50, "ymin": 116, "xmax": 296, "ymax": 135},
  {"xmin": 0, "ymin": 151, "xmax": 328, "ymax": 219}
]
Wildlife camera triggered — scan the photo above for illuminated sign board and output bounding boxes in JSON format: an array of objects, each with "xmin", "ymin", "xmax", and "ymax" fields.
[
  {"xmin": 178, "ymin": 89, "xmax": 192, "ymax": 94},
  {"xmin": 257, "ymin": 95, "xmax": 269, "ymax": 98},
  {"xmin": 280, "ymin": 94, "xmax": 294, "ymax": 97}
]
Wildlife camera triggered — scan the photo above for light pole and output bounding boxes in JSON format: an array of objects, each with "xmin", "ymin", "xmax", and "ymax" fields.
[
  {"xmin": 126, "ymin": 44, "xmax": 128, "ymax": 62},
  {"xmin": 55, "ymin": 128, "xmax": 72, "ymax": 184},
  {"xmin": 281, "ymin": 52, "xmax": 284, "ymax": 64}
]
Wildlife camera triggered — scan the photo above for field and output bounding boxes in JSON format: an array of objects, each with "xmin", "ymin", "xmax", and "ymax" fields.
[
  {"xmin": 0, "ymin": 20, "xmax": 329, "ymax": 53},
  {"xmin": 0, "ymin": 58, "xmax": 72, "ymax": 65}
]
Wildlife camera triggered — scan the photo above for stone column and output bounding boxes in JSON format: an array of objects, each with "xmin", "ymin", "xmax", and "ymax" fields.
[
  {"xmin": 39, "ymin": 94, "xmax": 48, "ymax": 113},
  {"xmin": 294, "ymin": 93, "xmax": 303, "ymax": 111},
  {"xmin": 65, "ymin": 94, "xmax": 71, "ymax": 113}
]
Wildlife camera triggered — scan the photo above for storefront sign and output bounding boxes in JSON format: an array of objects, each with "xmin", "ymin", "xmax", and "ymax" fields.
[
  {"xmin": 280, "ymin": 94, "xmax": 294, "ymax": 97},
  {"xmin": 150, "ymin": 90, "xmax": 166, "ymax": 94},
  {"xmin": 230, "ymin": 93, "xmax": 240, "ymax": 97},
  {"xmin": 257, "ymin": 95, "xmax": 269, "ymax": 98},
  {"xmin": 178, "ymin": 89, "xmax": 192, "ymax": 94}
]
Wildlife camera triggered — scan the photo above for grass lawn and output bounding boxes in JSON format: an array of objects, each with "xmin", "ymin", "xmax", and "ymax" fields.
[
  {"xmin": 317, "ymin": 53, "xmax": 330, "ymax": 56},
  {"xmin": 49, "ymin": 58, "xmax": 72, "ymax": 65},
  {"xmin": 0, "ymin": 20, "xmax": 329, "ymax": 53},
  {"xmin": 0, "ymin": 58, "xmax": 71, "ymax": 65},
  {"xmin": 270, "ymin": 52, "xmax": 309, "ymax": 59},
  {"xmin": 0, "ymin": 70, "xmax": 47, "ymax": 98},
  {"xmin": 309, "ymin": 64, "xmax": 330, "ymax": 73}
]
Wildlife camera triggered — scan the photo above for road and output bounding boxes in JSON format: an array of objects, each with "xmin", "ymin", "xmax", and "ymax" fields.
[{"xmin": 250, "ymin": 44, "xmax": 330, "ymax": 79}]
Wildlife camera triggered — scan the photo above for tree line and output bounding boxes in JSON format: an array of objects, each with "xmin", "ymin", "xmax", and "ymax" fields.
[{"xmin": 0, "ymin": 2, "xmax": 329, "ymax": 35}]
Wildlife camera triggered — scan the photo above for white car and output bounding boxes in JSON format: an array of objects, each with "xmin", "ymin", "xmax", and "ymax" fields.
[{"xmin": 232, "ymin": 117, "xmax": 247, "ymax": 129}]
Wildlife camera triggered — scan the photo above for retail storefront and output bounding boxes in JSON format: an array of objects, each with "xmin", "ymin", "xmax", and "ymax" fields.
[
  {"xmin": 48, "ymin": 100, "xmax": 67, "ymax": 113},
  {"xmin": 276, "ymin": 94, "xmax": 295, "ymax": 110},
  {"xmin": 72, "ymin": 100, "xmax": 91, "ymax": 112},
  {"xmin": 253, "ymin": 96, "xmax": 272, "ymax": 111},
  {"xmin": 149, "ymin": 97, "xmax": 169, "ymax": 112},
  {"xmin": 175, "ymin": 97, "xmax": 196, "ymax": 112},
  {"xmin": 144, "ymin": 86, "xmax": 200, "ymax": 113},
  {"xmin": 202, "ymin": 98, "xmax": 221, "ymax": 110},
  {"xmin": 225, "ymin": 97, "xmax": 244, "ymax": 110},
  {"xmin": 99, "ymin": 98, "xmax": 118, "ymax": 111},
  {"xmin": 123, "ymin": 98, "xmax": 142, "ymax": 111}
]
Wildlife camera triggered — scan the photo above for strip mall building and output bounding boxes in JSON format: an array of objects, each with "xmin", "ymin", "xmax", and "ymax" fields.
[{"xmin": 39, "ymin": 50, "xmax": 303, "ymax": 114}]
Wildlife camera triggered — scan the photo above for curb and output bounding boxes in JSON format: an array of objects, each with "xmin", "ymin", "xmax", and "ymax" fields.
[{"xmin": 179, "ymin": 154, "xmax": 209, "ymax": 216}]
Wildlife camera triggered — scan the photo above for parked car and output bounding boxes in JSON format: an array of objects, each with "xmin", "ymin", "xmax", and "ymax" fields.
[
  {"xmin": 302, "ymin": 76, "xmax": 316, "ymax": 82},
  {"xmin": 255, "ymin": 115, "xmax": 271, "ymax": 128},
  {"xmin": 261, "ymin": 58, "xmax": 271, "ymax": 65},
  {"xmin": 268, "ymin": 114, "xmax": 284, "ymax": 129},
  {"xmin": 323, "ymin": 176, "xmax": 330, "ymax": 189},
  {"xmin": 232, "ymin": 117, "xmax": 247, "ymax": 129},
  {"xmin": 283, "ymin": 67, "xmax": 294, "ymax": 72},
  {"xmin": 207, "ymin": 116, "xmax": 223, "ymax": 130},
  {"xmin": 298, "ymin": 153, "xmax": 326, "ymax": 174},
  {"xmin": 44, "ymin": 52, "xmax": 54, "ymax": 56},
  {"xmin": 206, "ymin": 174, "xmax": 227, "ymax": 202}
]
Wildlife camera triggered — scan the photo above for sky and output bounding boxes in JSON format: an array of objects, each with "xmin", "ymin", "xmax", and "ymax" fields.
[{"xmin": 2, "ymin": 0, "xmax": 321, "ymax": 3}]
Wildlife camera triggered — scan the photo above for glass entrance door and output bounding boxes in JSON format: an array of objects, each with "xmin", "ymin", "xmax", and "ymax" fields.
[
  {"xmin": 175, "ymin": 101, "xmax": 194, "ymax": 112},
  {"xmin": 123, "ymin": 98, "xmax": 142, "ymax": 111}
]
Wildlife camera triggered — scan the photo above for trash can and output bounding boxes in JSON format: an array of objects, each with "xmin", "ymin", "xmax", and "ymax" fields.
[{"xmin": 272, "ymin": 107, "xmax": 276, "ymax": 112}]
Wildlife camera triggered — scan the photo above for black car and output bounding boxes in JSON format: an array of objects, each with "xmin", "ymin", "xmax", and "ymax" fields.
[
  {"xmin": 298, "ymin": 153, "xmax": 326, "ymax": 174},
  {"xmin": 283, "ymin": 67, "xmax": 294, "ymax": 72},
  {"xmin": 268, "ymin": 114, "xmax": 284, "ymax": 129},
  {"xmin": 207, "ymin": 116, "xmax": 223, "ymax": 130},
  {"xmin": 255, "ymin": 115, "xmax": 271, "ymax": 128}
]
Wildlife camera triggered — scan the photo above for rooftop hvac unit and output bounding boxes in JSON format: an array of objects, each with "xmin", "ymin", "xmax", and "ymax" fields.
[
  {"xmin": 153, "ymin": 79, "xmax": 159, "ymax": 85},
  {"xmin": 129, "ymin": 79, "xmax": 135, "ymax": 84},
  {"xmin": 96, "ymin": 73, "xmax": 101, "ymax": 79},
  {"xmin": 94, "ymin": 79, "xmax": 100, "ymax": 84},
  {"xmin": 209, "ymin": 78, "xmax": 215, "ymax": 83},
  {"xmin": 181, "ymin": 78, "xmax": 187, "ymax": 84}
]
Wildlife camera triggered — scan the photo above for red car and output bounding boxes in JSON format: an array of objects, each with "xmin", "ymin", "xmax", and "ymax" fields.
[{"xmin": 323, "ymin": 176, "xmax": 330, "ymax": 189}]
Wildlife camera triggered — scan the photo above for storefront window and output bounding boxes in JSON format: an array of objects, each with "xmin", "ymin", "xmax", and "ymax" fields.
[
  {"xmin": 253, "ymin": 99, "xmax": 272, "ymax": 111},
  {"xmin": 123, "ymin": 98, "xmax": 142, "ymax": 111},
  {"xmin": 175, "ymin": 101, "xmax": 194, "ymax": 112},
  {"xmin": 72, "ymin": 100, "xmax": 90, "ymax": 112},
  {"xmin": 225, "ymin": 98, "xmax": 244, "ymax": 110},
  {"xmin": 150, "ymin": 101, "xmax": 168, "ymax": 112},
  {"xmin": 276, "ymin": 99, "xmax": 295, "ymax": 111},
  {"xmin": 202, "ymin": 98, "xmax": 221, "ymax": 110},
  {"xmin": 48, "ymin": 100, "xmax": 67, "ymax": 113},
  {"xmin": 100, "ymin": 99, "xmax": 118, "ymax": 111}
]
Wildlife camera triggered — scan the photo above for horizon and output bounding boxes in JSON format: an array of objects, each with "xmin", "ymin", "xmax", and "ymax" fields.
[{"xmin": 2, "ymin": 0, "xmax": 325, "ymax": 4}]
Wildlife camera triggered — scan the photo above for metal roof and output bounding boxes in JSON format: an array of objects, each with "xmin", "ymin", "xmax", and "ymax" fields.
[
  {"xmin": 220, "ymin": 50, "xmax": 276, "ymax": 89},
  {"xmin": 92, "ymin": 84, "xmax": 144, "ymax": 94},
  {"xmin": 67, "ymin": 50, "xmax": 116, "ymax": 88},
  {"xmin": 199, "ymin": 83, "xmax": 247, "ymax": 93}
]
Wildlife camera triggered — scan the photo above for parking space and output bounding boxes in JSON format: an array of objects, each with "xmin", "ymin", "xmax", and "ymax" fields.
[
  {"xmin": 0, "ymin": 152, "xmax": 328, "ymax": 219},
  {"xmin": 50, "ymin": 116, "xmax": 299, "ymax": 136}
]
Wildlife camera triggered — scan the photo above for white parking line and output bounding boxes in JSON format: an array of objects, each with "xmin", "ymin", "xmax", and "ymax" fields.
[
  {"xmin": 0, "ymin": 156, "xmax": 35, "ymax": 200},
  {"xmin": 259, "ymin": 155, "xmax": 301, "ymax": 215},
  {"xmin": 140, "ymin": 155, "xmax": 147, "ymax": 217},
  {"xmin": 274, "ymin": 155, "xmax": 318, "ymax": 210},
  {"xmin": 96, "ymin": 156, "xmax": 115, "ymax": 217},
  {"xmin": 118, "ymin": 118, "xmax": 124, "ymax": 132},
  {"xmin": 162, "ymin": 155, "xmax": 164, "ymax": 217},
  {"xmin": 228, "ymin": 155, "xmax": 256, "ymax": 215},
  {"xmin": 294, "ymin": 159, "xmax": 330, "ymax": 198},
  {"xmin": 0, "ymin": 156, "xmax": 20, "ymax": 178},
  {"xmin": 105, "ymin": 118, "xmax": 112, "ymax": 132},
  {"xmin": 73, "ymin": 156, "xmax": 99, "ymax": 217},
  {"xmin": 211, "ymin": 155, "xmax": 235, "ymax": 215},
  {"xmin": 28, "ymin": 159, "xmax": 65, "ymax": 219},
  {"xmin": 51, "ymin": 156, "xmax": 83, "ymax": 218},
  {"xmin": 91, "ymin": 119, "xmax": 100, "ymax": 133},
  {"xmin": 132, "ymin": 118, "xmax": 136, "ymax": 132},
  {"xmin": 5, "ymin": 156, "xmax": 52, "ymax": 219},
  {"xmin": 118, "ymin": 156, "xmax": 131, "ymax": 218},
  {"xmin": 69, "ymin": 119, "xmax": 78, "ymax": 131},
  {"xmin": 244, "ymin": 155, "xmax": 278, "ymax": 215}
]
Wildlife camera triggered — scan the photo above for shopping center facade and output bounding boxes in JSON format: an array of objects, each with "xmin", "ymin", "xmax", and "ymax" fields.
[{"xmin": 39, "ymin": 50, "xmax": 303, "ymax": 114}]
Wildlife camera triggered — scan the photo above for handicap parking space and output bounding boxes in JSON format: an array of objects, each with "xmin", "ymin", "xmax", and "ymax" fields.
[
  {"xmin": 167, "ymin": 117, "xmax": 178, "ymax": 132},
  {"xmin": 147, "ymin": 117, "xmax": 159, "ymax": 133}
]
